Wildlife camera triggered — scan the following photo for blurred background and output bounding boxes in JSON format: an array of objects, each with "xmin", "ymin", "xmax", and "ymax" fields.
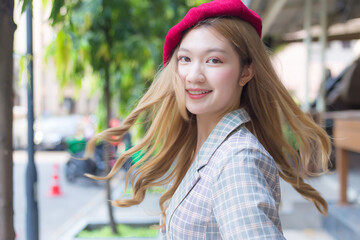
[{"xmin": 4, "ymin": 0, "xmax": 360, "ymax": 239}]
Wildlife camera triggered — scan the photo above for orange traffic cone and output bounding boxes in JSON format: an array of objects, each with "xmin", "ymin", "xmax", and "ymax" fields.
[{"xmin": 48, "ymin": 164, "xmax": 63, "ymax": 197}]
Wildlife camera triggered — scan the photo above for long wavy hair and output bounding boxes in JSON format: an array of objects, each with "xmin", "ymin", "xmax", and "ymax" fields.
[{"xmin": 85, "ymin": 17, "xmax": 331, "ymax": 227}]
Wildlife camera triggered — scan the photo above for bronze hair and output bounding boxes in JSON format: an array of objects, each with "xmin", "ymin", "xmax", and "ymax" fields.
[{"xmin": 85, "ymin": 17, "xmax": 331, "ymax": 228}]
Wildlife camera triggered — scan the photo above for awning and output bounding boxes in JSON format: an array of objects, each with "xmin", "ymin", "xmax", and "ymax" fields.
[{"xmin": 248, "ymin": 0, "xmax": 360, "ymax": 43}]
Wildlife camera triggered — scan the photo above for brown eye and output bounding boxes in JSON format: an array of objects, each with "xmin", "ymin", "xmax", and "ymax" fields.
[
  {"xmin": 178, "ymin": 56, "xmax": 190, "ymax": 63},
  {"xmin": 207, "ymin": 58, "xmax": 222, "ymax": 64}
]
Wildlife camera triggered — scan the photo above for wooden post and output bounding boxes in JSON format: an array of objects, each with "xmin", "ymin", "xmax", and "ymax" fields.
[{"xmin": 336, "ymin": 148, "xmax": 348, "ymax": 205}]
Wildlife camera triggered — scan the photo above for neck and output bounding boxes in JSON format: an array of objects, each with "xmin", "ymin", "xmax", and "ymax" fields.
[{"xmin": 195, "ymin": 113, "xmax": 222, "ymax": 152}]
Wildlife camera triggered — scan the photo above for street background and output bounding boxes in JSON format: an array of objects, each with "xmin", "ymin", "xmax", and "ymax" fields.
[
  {"xmin": 14, "ymin": 150, "xmax": 360, "ymax": 240},
  {"xmin": 13, "ymin": 151, "xmax": 103, "ymax": 240},
  {"xmin": 8, "ymin": 1, "xmax": 360, "ymax": 239}
]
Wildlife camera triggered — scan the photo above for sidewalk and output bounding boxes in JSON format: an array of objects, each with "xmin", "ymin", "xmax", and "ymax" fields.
[
  {"xmin": 13, "ymin": 151, "xmax": 105, "ymax": 240},
  {"xmin": 55, "ymin": 170, "xmax": 161, "ymax": 240},
  {"xmin": 279, "ymin": 152, "xmax": 360, "ymax": 240},
  {"xmin": 280, "ymin": 176, "xmax": 337, "ymax": 240},
  {"xmin": 56, "ymin": 168, "xmax": 360, "ymax": 240}
]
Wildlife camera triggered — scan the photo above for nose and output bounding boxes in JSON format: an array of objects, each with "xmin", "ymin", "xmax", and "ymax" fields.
[{"xmin": 185, "ymin": 62, "xmax": 206, "ymax": 84}]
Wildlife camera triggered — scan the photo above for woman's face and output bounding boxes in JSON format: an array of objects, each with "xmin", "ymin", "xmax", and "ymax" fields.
[{"xmin": 177, "ymin": 26, "xmax": 246, "ymax": 120}]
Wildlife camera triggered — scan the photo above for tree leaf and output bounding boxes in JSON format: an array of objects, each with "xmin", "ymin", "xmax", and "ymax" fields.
[
  {"xmin": 46, "ymin": 0, "xmax": 200, "ymax": 133},
  {"xmin": 48, "ymin": 0, "xmax": 65, "ymax": 25}
]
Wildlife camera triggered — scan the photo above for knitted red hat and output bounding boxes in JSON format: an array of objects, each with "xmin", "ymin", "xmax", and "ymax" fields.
[{"xmin": 163, "ymin": 0, "xmax": 262, "ymax": 65}]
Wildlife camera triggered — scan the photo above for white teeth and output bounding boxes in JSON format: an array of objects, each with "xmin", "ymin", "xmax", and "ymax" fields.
[{"xmin": 188, "ymin": 90, "xmax": 211, "ymax": 95}]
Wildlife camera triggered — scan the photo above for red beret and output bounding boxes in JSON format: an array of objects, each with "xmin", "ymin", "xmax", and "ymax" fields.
[{"xmin": 163, "ymin": 0, "xmax": 262, "ymax": 65}]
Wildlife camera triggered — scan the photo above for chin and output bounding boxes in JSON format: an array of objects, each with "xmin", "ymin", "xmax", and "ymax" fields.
[{"xmin": 186, "ymin": 106, "xmax": 205, "ymax": 115}]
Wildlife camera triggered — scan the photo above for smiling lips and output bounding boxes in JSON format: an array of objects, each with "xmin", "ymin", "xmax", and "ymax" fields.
[{"xmin": 186, "ymin": 88, "xmax": 213, "ymax": 99}]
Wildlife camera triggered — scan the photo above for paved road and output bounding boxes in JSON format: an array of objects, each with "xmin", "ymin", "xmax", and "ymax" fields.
[{"xmin": 14, "ymin": 150, "xmax": 103, "ymax": 240}]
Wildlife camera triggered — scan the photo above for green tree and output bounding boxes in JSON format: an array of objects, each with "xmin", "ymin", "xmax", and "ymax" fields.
[
  {"xmin": 46, "ymin": 0, "xmax": 208, "ymax": 233},
  {"xmin": 47, "ymin": 0, "xmax": 193, "ymax": 124}
]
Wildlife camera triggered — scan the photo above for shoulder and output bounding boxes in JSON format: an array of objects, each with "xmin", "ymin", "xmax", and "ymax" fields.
[
  {"xmin": 208, "ymin": 127, "xmax": 284, "ymax": 239},
  {"xmin": 213, "ymin": 126, "xmax": 275, "ymax": 170},
  {"xmin": 209, "ymin": 126, "xmax": 279, "ymax": 189}
]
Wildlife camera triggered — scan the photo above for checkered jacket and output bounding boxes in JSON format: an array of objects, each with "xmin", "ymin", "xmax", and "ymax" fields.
[{"xmin": 159, "ymin": 108, "xmax": 285, "ymax": 239}]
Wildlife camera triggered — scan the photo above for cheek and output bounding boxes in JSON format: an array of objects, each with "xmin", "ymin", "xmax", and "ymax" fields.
[
  {"xmin": 177, "ymin": 66, "xmax": 187, "ymax": 81},
  {"xmin": 211, "ymin": 68, "xmax": 240, "ymax": 85}
]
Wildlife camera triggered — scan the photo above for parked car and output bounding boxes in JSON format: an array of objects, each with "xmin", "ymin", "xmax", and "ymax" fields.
[
  {"xmin": 34, "ymin": 115, "xmax": 83, "ymax": 151},
  {"xmin": 13, "ymin": 108, "xmax": 28, "ymax": 150}
]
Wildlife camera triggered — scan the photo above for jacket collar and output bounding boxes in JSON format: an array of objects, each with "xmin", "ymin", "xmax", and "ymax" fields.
[{"xmin": 194, "ymin": 108, "xmax": 251, "ymax": 171}]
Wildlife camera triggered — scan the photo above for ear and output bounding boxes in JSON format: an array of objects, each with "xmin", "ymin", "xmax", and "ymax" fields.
[{"xmin": 239, "ymin": 63, "xmax": 255, "ymax": 87}]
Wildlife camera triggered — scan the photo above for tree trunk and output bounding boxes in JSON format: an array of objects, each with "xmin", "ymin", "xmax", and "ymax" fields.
[
  {"xmin": 101, "ymin": 0, "xmax": 118, "ymax": 231},
  {"xmin": 0, "ymin": 0, "xmax": 16, "ymax": 239},
  {"xmin": 104, "ymin": 65, "xmax": 118, "ymax": 234}
]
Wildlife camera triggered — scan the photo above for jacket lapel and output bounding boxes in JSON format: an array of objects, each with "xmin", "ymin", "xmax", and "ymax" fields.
[
  {"xmin": 165, "ymin": 109, "xmax": 251, "ymax": 231},
  {"xmin": 166, "ymin": 159, "xmax": 200, "ymax": 231}
]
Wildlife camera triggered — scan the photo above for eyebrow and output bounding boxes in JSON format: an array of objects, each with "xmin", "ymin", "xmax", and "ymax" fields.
[{"xmin": 178, "ymin": 47, "xmax": 227, "ymax": 54}]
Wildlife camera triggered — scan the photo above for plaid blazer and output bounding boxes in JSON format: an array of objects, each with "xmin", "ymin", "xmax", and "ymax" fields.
[{"xmin": 159, "ymin": 108, "xmax": 285, "ymax": 239}]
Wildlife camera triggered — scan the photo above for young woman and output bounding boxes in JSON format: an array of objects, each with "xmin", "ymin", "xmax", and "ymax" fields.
[{"xmin": 85, "ymin": 0, "xmax": 331, "ymax": 239}]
